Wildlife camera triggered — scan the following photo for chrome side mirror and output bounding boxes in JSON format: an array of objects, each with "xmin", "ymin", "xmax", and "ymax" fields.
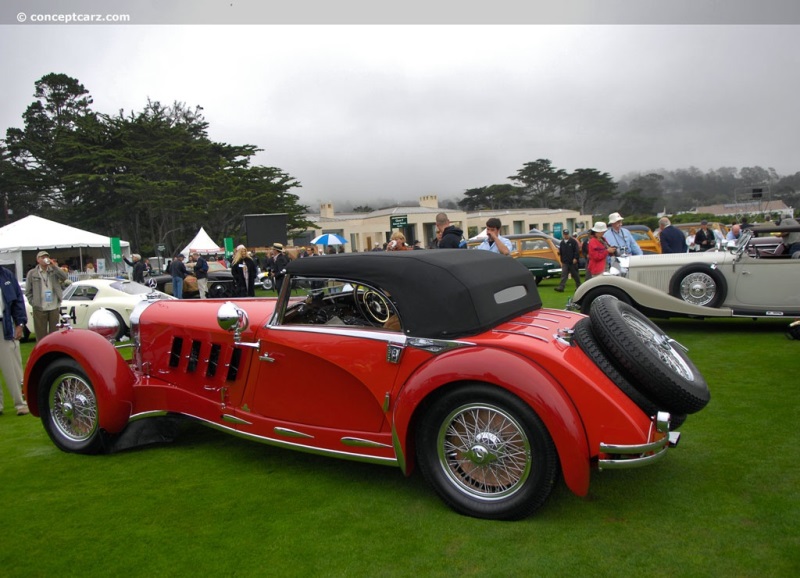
[
  {"xmin": 217, "ymin": 302, "xmax": 259, "ymax": 349},
  {"xmin": 217, "ymin": 301, "xmax": 249, "ymax": 333}
]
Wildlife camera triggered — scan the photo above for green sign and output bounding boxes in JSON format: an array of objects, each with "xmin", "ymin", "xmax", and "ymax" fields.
[
  {"xmin": 390, "ymin": 215, "xmax": 408, "ymax": 228},
  {"xmin": 110, "ymin": 237, "xmax": 122, "ymax": 262},
  {"xmin": 224, "ymin": 237, "xmax": 234, "ymax": 259},
  {"xmin": 156, "ymin": 244, "xmax": 166, "ymax": 253}
]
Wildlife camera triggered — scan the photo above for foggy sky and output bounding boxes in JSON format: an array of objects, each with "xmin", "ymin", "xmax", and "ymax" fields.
[{"xmin": 2, "ymin": 3, "xmax": 799, "ymax": 208}]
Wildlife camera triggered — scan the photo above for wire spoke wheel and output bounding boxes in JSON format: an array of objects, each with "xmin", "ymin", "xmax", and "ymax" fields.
[
  {"xmin": 49, "ymin": 372, "xmax": 99, "ymax": 443},
  {"xmin": 438, "ymin": 403, "xmax": 531, "ymax": 499},
  {"xmin": 620, "ymin": 311, "xmax": 694, "ymax": 381}
]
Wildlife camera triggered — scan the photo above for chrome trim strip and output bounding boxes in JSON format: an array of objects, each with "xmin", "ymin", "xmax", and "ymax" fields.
[
  {"xmin": 128, "ymin": 410, "xmax": 169, "ymax": 421},
  {"xmin": 269, "ymin": 324, "xmax": 407, "ymax": 345},
  {"xmin": 274, "ymin": 427, "xmax": 314, "ymax": 439},
  {"xmin": 170, "ymin": 413, "xmax": 398, "ymax": 467},
  {"xmin": 406, "ymin": 337, "xmax": 473, "ymax": 354},
  {"xmin": 222, "ymin": 414, "xmax": 253, "ymax": 426},
  {"xmin": 341, "ymin": 437, "xmax": 394, "ymax": 449},
  {"xmin": 492, "ymin": 329, "xmax": 549, "ymax": 343}
]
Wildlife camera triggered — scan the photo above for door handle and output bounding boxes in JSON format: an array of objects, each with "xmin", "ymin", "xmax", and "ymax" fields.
[{"xmin": 259, "ymin": 353, "xmax": 275, "ymax": 363}]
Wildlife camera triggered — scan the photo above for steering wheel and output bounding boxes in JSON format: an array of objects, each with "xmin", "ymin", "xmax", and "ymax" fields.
[{"xmin": 353, "ymin": 285, "xmax": 392, "ymax": 325}]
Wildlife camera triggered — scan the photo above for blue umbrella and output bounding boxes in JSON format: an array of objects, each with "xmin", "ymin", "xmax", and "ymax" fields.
[{"xmin": 311, "ymin": 233, "xmax": 348, "ymax": 246}]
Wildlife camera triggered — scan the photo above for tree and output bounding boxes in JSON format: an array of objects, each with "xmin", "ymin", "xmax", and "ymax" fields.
[
  {"xmin": 618, "ymin": 173, "xmax": 665, "ymax": 215},
  {"xmin": 1, "ymin": 74, "xmax": 309, "ymax": 255},
  {"xmin": 565, "ymin": 168, "xmax": 617, "ymax": 214},
  {"xmin": 508, "ymin": 159, "xmax": 567, "ymax": 208}
]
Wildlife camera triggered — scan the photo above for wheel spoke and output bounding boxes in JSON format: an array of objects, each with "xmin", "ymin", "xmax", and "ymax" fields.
[
  {"xmin": 50, "ymin": 373, "xmax": 98, "ymax": 442},
  {"xmin": 622, "ymin": 313, "xmax": 694, "ymax": 381},
  {"xmin": 438, "ymin": 404, "xmax": 531, "ymax": 499}
]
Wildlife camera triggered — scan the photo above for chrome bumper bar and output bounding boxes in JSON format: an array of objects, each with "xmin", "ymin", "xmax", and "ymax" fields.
[{"xmin": 598, "ymin": 412, "xmax": 681, "ymax": 470}]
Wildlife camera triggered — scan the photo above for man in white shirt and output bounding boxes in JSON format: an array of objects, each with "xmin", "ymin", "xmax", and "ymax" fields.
[
  {"xmin": 603, "ymin": 212, "xmax": 643, "ymax": 256},
  {"xmin": 475, "ymin": 218, "xmax": 513, "ymax": 255}
]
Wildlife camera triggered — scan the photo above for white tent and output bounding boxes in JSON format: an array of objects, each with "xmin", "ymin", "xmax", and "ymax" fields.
[
  {"xmin": 179, "ymin": 227, "xmax": 224, "ymax": 256},
  {"xmin": 0, "ymin": 215, "xmax": 131, "ymax": 282}
]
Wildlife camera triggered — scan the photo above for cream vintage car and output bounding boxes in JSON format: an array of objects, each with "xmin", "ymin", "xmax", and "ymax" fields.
[{"xmin": 567, "ymin": 224, "xmax": 800, "ymax": 320}]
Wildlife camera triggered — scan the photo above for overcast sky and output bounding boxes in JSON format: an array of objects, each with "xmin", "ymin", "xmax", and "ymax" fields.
[{"xmin": 2, "ymin": 1, "xmax": 799, "ymax": 209}]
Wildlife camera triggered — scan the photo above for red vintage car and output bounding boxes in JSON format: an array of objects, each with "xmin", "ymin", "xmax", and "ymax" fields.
[{"xmin": 23, "ymin": 250, "xmax": 710, "ymax": 520}]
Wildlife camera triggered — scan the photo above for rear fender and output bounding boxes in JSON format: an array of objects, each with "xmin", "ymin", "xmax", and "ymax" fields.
[
  {"xmin": 24, "ymin": 329, "xmax": 136, "ymax": 433},
  {"xmin": 392, "ymin": 347, "xmax": 591, "ymax": 497}
]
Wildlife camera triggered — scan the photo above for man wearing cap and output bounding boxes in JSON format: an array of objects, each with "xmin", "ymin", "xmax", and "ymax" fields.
[
  {"xmin": 554, "ymin": 230, "xmax": 581, "ymax": 292},
  {"xmin": 25, "ymin": 251, "xmax": 69, "ymax": 339},
  {"xmin": 603, "ymin": 212, "xmax": 643, "ymax": 257},
  {"xmin": 694, "ymin": 220, "xmax": 716, "ymax": 252},
  {"xmin": 0, "ymin": 263, "xmax": 29, "ymax": 415},
  {"xmin": 271, "ymin": 243, "xmax": 289, "ymax": 294},
  {"xmin": 475, "ymin": 218, "xmax": 513, "ymax": 255}
]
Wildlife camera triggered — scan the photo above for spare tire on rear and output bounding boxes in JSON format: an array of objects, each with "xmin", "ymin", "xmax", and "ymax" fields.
[
  {"xmin": 573, "ymin": 318, "xmax": 687, "ymax": 428},
  {"xmin": 589, "ymin": 295, "xmax": 710, "ymax": 414}
]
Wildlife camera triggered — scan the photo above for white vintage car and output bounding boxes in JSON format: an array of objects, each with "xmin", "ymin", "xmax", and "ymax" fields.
[
  {"xmin": 568, "ymin": 225, "xmax": 800, "ymax": 320},
  {"xmin": 24, "ymin": 279, "xmax": 173, "ymax": 341}
]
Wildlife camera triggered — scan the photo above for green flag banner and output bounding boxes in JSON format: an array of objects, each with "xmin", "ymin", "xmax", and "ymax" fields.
[{"xmin": 110, "ymin": 237, "xmax": 122, "ymax": 262}]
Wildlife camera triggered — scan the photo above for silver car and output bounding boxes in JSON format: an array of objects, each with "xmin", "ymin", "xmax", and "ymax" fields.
[{"xmin": 567, "ymin": 225, "xmax": 800, "ymax": 319}]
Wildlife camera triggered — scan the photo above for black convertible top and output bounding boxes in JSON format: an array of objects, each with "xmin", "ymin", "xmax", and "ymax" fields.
[{"xmin": 286, "ymin": 250, "xmax": 542, "ymax": 338}]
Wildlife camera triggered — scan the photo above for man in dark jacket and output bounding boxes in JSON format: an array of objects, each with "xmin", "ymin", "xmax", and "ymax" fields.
[
  {"xmin": 658, "ymin": 217, "xmax": 687, "ymax": 254},
  {"xmin": 0, "ymin": 265, "xmax": 29, "ymax": 415},
  {"xmin": 435, "ymin": 213, "xmax": 465, "ymax": 248},
  {"xmin": 169, "ymin": 254, "xmax": 188, "ymax": 299},
  {"xmin": 554, "ymin": 230, "xmax": 581, "ymax": 292},
  {"xmin": 123, "ymin": 254, "xmax": 147, "ymax": 283},
  {"xmin": 694, "ymin": 220, "xmax": 716, "ymax": 252}
]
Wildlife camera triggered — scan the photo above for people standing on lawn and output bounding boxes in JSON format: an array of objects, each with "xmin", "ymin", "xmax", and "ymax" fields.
[
  {"xmin": 658, "ymin": 217, "xmax": 688, "ymax": 254},
  {"xmin": 25, "ymin": 251, "xmax": 69, "ymax": 339},
  {"xmin": 554, "ymin": 230, "xmax": 581, "ymax": 292},
  {"xmin": 0, "ymin": 264, "xmax": 29, "ymax": 416},
  {"xmin": 586, "ymin": 222, "xmax": 614, "ymax": 280},
  {"xmin": 231, "ymin": 245, "xmax": 257, "ymax": 297},
  {"xmin": 191, "ymin": 252, "xmax": 209, "ymax": 299},
  {"xmin": 169, "ymin": 253, "xmax": 187, "ymax": 299},
  {"xmin": 475, "ymin": 217, "xmax": 512, "ymax": 255},
  {"xmin": 694, "ymin": 220, "xmax": 716, "ymax": 251},
  {"xmin": 603, "ymin": 212, "xmax": 643, "ymax": 257},
  {"xmin": 435, "ymin": 213, "xmax": 465, "ymax": 249},
  {"xmin": 387, "ymin": 231, "xmax": 412, "ymax": 251},
  {"xmin": 726, "ymin": 224, "xmax": 742, "ymax": 242},
  {"xmin": 123, "ymin": 253, "xmax": 147, "ymax": 283},
  {"xmin": 271, "ymin": 243, "xmax": 290, "ymax": 295}
]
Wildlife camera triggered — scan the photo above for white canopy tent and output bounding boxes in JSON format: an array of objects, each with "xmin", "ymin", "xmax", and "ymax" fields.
[
  {"xmin": 0, "ymin": 215, "xmax": 131, "ymax": 282},
  {"xmin": 179, "ymin": 227, "xmax": 224, "ymax": 257}
]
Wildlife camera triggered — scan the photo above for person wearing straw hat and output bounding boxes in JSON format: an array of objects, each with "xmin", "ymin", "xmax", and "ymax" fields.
[
  {"xmin": 586, "ymin": 222, "xmax": 615, "ymax": 280},
  {"xmin": 271, "ymin": 243, "xmax": 289, "ymax": 295},
  {"xmin": 603, "ymin": 212, "xmax": 642, "ymax": 257}
]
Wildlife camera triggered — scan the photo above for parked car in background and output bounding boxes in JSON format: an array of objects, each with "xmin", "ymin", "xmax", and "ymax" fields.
[
  {"xmin": 24, "ymin": 279, "xmax": 173, "ymax": 341},
  {"xmin": 469, "ymin": 231, "xmax": 562, "ymax": 284},
  {"xmin": 24, "ymin": 250, "xmax": 709, "ymax": 520},
  {"xmin": 568, "ymin": 224, "xmax": 800, "ymax": 319},
  {"xmin": 150, "ymin": 260, "xmax": 235, "ymax": 298}
]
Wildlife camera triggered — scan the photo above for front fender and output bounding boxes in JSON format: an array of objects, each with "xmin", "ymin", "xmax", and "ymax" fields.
[
  {"xmin": 392, "ymin": 346, "xmax": 591, "ymax": 497},
  {"xmin": 24, "ymin": 328, "xmax": 136, "ymax": 434},
  {"xmin": 574, "ymin": 275, "xmax": 734, "ymax": 318}
]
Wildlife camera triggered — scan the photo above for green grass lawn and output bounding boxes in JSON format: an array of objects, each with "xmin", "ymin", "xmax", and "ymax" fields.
[{"xmin": 1, "ymin": 276, "xmax": 798, "ymax": 577}]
